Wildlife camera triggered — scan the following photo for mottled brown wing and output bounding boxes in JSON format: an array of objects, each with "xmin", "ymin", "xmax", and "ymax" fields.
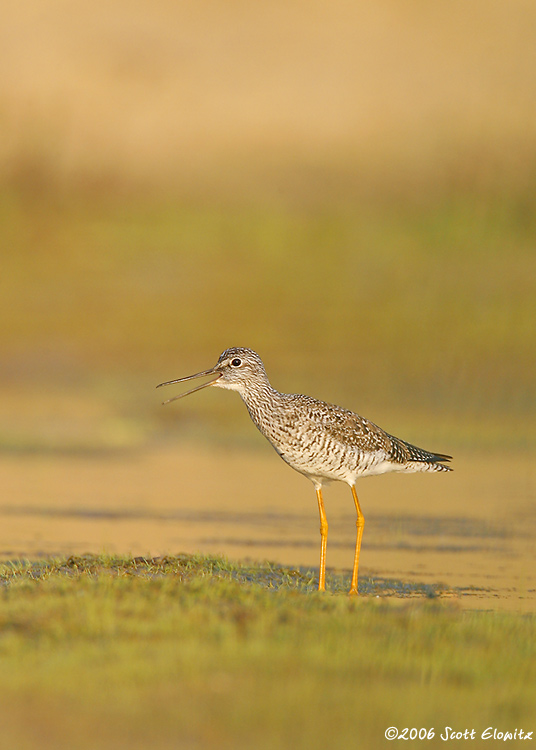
[{"xmin": 312, "ymin": 400, "xmax": 452, "ymax": 467}]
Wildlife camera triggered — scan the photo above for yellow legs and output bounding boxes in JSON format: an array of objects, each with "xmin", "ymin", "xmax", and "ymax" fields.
[
  {"xmin": 315, "ymin": 487, "xmax": 328, "ymax": 592},
  {"xmin": 349, "ymin": 485, "xmax": 365, "ymax": 595},
  {"xmin": 315, "ymin": 484, "xmax": 365, "ymax": 595}
]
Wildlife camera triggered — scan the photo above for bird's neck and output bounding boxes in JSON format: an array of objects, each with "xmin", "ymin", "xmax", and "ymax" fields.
[{"xmin": 238, "ymin": 380, "xmax": 283, "ymax": 434}]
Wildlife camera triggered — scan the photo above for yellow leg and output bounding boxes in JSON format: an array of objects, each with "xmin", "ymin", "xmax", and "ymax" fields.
[
  {"xmin": 315, "ymin": 487, "xmax": 328, "ymax": 592},
  {"xmin": 349, "ymin": 486, "xmax": 365, "ymax": 595}
]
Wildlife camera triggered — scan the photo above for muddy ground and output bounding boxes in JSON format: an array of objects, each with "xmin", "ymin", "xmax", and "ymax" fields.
[{"xmin": 1, "ymin": 443, "xmax": 534, "ymax": 611}]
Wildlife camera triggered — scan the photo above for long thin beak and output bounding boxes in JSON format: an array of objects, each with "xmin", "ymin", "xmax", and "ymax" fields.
[{"xmin": 156, "ymin": 368, "xmax": 222, "ymax": 405}]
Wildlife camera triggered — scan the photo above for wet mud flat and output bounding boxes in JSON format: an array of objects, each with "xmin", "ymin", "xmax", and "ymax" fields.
[{"xmin": 1, "ymin": 444, "xmax": 534, "ymax": 611}]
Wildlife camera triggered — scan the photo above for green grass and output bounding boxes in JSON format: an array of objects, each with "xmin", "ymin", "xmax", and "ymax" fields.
[{"xmin": 0, "ymin": 554, "xmax": 534, "ymax": 749}]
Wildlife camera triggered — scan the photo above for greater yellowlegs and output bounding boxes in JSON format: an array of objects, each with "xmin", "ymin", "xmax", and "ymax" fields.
[{"xmin": 157, "ymin": 347, "xmax": 452, "ymax": 594}]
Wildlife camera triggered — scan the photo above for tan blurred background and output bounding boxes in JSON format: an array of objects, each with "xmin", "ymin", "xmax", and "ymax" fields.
[{"xmin": 1, "ymin": 0, "xmax": 535, "ymax": 606}]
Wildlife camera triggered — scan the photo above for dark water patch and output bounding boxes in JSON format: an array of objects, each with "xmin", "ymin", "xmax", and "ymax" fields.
[
  {"xmin": 200, "ymin": 536, "xmax": 510, "ymax": 555},
  {"xmin": 0, "ymin": 505, "xmax": 521, "ymax": 540},
  {"xmin": 0, "ymin": 553, "xmax": 453, "ymax": 599}
]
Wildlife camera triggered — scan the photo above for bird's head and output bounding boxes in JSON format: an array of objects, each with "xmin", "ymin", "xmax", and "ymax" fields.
[{"xmin": 156, "ymin": 347, "xmax": 268, "ymax": 403}]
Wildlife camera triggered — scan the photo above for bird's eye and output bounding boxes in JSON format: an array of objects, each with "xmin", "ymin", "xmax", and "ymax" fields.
[{"xmin": 231, "ymin": 358, "xmax": 242, "ymax": 367}]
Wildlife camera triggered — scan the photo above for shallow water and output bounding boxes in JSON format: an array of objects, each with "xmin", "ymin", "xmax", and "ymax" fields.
[{"xmin": 1, "ymin": 443, "xmax": 534, "ymax": 611}]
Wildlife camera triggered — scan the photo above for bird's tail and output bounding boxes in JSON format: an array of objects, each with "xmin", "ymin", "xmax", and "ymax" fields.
[{"xmin": 391, "ymin": 436, "xmax": 453, "ymax": 472}]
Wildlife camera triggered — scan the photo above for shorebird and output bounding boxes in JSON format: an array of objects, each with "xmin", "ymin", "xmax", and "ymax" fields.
[{"xmin": 157, "ymin": 347, "xmax": 452, "ymax": 594}]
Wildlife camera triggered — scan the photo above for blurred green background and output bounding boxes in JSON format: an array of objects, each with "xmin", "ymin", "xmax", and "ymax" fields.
[{"xmin": 1, "ymin": 0, "xmax": 535, "ymax": 455}]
